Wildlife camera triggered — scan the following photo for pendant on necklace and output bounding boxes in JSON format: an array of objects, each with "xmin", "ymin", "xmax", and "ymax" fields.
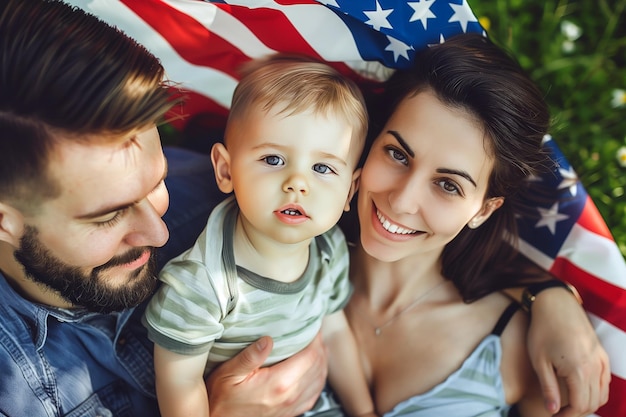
[{"xmin": 367, "ymin": 281, "xmax": 448, "ymax": 338}]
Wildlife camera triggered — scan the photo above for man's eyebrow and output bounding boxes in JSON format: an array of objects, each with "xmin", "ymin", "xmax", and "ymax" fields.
[
  {"xmin": 387, "ymin": 130, "xmax": 415, "ymax": 158},
  {"xmin": 76, "ymin": 156, "xmax": 169, "ymax": 220},
  {"xmin": 437, "ymin": 168, "xmax": 477, "ymax": 188}
]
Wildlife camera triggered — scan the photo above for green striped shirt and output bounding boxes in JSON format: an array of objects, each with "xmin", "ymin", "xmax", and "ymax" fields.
[{"xmin": 143, "ymin": 196, "xmax": 352, "ymax": 374}]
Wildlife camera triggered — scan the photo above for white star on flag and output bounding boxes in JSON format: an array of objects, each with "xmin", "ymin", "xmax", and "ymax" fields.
[
  {"xmin": 557, "ymin": 166, "xmax": 579, "ymax": 197},
  {"xmin": 385, "ymin": 35, "xmax": 413, "ymax": 61},
  {"xmin": 408, "ymin": 0, "xmax": 436, "ymax": 30},
  {"xmin": 535, "ymin": 202, "xmax": 569, "ymax": 235},
  {"xmin": 364, "ymin": 1, "xmax": 393, "ymax": 31},
  {"xmin": 448, "ymin": 0, "xmax": 478, "ymax": 32}
]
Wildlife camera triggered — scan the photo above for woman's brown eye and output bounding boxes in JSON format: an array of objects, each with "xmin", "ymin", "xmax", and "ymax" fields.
[
  {"xmin": 439, "ymin": 180, "xmax": 461, "ymax": 195},
  {"xmin": 386, "ymin": 147, "xmax": 408, "ymax": 165}
]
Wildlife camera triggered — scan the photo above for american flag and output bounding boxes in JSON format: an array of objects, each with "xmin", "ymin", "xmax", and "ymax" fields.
[{"xmin": 67, "ymin": 1, "xmax": 626, "ymax": 415}]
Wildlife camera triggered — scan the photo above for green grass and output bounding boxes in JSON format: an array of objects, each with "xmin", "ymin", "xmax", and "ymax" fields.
[{"xmin": 471, "ymin": 0, "xmax": 626, "ymax": 257}]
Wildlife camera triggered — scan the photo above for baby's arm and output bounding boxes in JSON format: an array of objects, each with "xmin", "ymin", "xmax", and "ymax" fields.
[
  {"xmin": 154, "ymin": 344, "xmax": 210, "ymax": 417},
  {"xmin": 322, "ymin": 311, "xmax": 378, "ymax": 417}
]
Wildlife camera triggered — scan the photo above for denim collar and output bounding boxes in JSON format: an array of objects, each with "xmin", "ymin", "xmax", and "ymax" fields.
[{"xmin": 0, "ymin": 271, "xmax": 132, "ymax": 351}]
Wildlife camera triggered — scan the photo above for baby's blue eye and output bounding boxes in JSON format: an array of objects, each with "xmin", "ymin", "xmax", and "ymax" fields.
[
  {"xmin": 264, "ymin": 155, "xmax": 284, "ymax": 166},
  {"xmin": 313, "ymin": 163, "xmax": 334, "ymax": 174}
]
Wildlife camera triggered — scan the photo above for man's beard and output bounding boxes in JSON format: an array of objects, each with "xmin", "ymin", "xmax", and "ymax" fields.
[{"xmin": 14, "ymin": 226, "xmax": 158, "ymax": 314}]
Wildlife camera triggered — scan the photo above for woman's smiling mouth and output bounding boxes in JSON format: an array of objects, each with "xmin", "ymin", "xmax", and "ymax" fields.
[{"xmin": 375, "ymin": 209, "xmax": 418, "ymax": 235}]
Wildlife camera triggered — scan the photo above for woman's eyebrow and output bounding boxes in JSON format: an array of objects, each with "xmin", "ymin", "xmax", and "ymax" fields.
[
  {"xmin": 437, "ymin": 168, "xmax": 477, "ymax": 187},
  {"xmin": 387, "ymin": 130, "xmax": 414, "ymax": 158}
]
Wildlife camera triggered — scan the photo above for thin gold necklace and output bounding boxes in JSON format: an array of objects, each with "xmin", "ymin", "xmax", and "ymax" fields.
[{"xmin": 366, "ymin": 280, "xmax": 447, "ymax": 336}]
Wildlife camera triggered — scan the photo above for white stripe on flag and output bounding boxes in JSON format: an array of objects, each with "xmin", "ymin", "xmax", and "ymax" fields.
[
  {"xmin": 559, "ymin": 224, "xmax": 626, "ymax": 290},
  {"xmin": 518, "ymin": 237, "xmax": 554, "ymax": 271},
  {"xmin": 225, "ymin": 0, "xmax": 365, "ymax": 60},
  {"xmin": 67, "ymin": 0, "xmax": 238, "ymax": 109},
  {"xmin": 219, "ymin": 0, "xmax": 392, "ymax": 80},
  {"xmin": 588, "ymin": 312, "xmax": 626, "ymax": 380},
  {"xmin": 163, "ymin": 0, "xmax": 276, "ymax": 58}
]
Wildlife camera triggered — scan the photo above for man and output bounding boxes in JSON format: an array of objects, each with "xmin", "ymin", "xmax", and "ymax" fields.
[{"xmin": 0, "ymin": 1, "xmax": 325, "ymax": 416}]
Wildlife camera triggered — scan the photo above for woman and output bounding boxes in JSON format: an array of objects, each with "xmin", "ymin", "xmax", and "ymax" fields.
[
  {"xmin": 202, "ymin": 34, "xmax": 610, "ymax": 417},
  {"xmin": 344, "ymin": 33, "xmax": 576, "ymax": 416}
]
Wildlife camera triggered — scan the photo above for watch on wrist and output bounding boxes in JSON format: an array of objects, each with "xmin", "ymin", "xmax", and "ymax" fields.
[{"xmin": 520, "ymin": 280, "xmax": 583, "ymax": 313}]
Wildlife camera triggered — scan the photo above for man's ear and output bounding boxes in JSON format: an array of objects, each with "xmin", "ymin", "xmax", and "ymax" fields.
[
  {"xmin": 0, "ymin": 202, "xmax": 25, "ymax": 246},
  {"xmin": 210, "ymin": 142, "xmax": 234, "ymax": 194},
  {"xmin": 344, "ymin": 168, "xmax": 361, "ymax": 212},
  {"xmin": 467, "ymin": 197, "xmax": 504, "ymax": 229}
]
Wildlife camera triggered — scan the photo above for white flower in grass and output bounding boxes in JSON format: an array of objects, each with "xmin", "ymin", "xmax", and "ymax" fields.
[
  {"xmin": 560, "ymin": 21, "xmax": 582, "ymax": 53},
  {"xmin": 612, "ymin": 89, "xmax": 626, "ymax": 108},
  {"xmin": 561, "ymin": 20, "xmax": 582, "ymax": 41},
  {"xmin": 617, "ymin": 147, "xmax": 626, "ymax": 168},
  {"xmin": 562, "ymin": 40, "xmax": 575, "ymax": 53}
]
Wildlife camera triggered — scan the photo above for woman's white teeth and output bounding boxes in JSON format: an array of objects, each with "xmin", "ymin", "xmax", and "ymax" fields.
[{"xmin": 376, "ymin": 210, "xmax": 417, "ymax": 235}]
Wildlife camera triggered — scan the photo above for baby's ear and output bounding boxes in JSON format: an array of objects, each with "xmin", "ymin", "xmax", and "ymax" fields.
[
  {"xmin": 344, "ymin": 168, "xmax": 361, "ymax": 212},
  {"xmin": 0, "ymin": 202, "xmax": 25, "ymax": 247},
  {"xmin": 210, "ymin": 143, "xmax": 234, "ymax": 194}
]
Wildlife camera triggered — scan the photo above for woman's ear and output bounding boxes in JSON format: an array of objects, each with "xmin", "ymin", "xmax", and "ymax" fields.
[
  {"xmin": 0, "ymin": 202, "xmax": 25, "ymax": 247},
  {"xmin": 467, "ymin": 197, "xmax": 504, "ymax": 229},
  {"xmin": 210, "ymin": 142, "xmax": 234, "ymax": 194},
  {"xmin": 344, "ymin": 168, "xmax": 361, "ymax": 212}
]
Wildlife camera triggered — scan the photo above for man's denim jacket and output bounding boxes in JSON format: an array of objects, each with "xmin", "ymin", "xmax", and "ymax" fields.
[{"xmin": 0, "ymin": 148, "xmax": 220, "ymax": 417}]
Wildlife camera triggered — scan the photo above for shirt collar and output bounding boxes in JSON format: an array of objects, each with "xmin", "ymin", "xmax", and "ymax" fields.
[{"xmin": 0, "ymin": 271, "xmax": 132, "ymax": 350}]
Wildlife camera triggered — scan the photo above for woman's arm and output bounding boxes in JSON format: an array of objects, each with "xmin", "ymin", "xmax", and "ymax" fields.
[
  {"xmin": 205, "ymin": 334, "xmax": 328, "ymax": 417},
  {"xmin": 526, "ymin": 287, "xmax": 610, "ymax": 417},
  {"xmin": 503, "ymin": 280, "xmax": 610, "ymax": 417},
  {"xmin": 499, "ymin": 300, "xmax": 568, "ymax": 417}
]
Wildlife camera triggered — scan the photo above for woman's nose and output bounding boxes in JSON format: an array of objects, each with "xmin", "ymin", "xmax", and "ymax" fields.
[{"xmin": 388, "ymin": 177, "xmax": 421, "ymax": 215}]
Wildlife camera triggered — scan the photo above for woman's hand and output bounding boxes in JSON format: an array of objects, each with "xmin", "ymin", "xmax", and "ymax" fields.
[
  {"xmin": 205, "ymin": 333, "xmax": 328, "ymax": 417},
  {"xmin": 527, "ymin": 287, "xmax": 610, "ymax": 417}
]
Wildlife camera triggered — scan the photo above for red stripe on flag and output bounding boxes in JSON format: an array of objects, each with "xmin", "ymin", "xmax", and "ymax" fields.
[
  {"xmin": 122, "ymin": 0, "xmax": 380, "ymax": 130},
  {"xmin": 226, "ymin": 4, "xmax": 377, "ymax": 85},
  {"xmin": 551, "ymin": 257, "xmax": 626, "ymax": 332},
  {"xmin": 166, "ymin": 90, "xmax": 229, "ymax": 131},
  {"xmin": 121, "ymin": 0, "xmax": 249, "ymax": 79},
  {"xmin": 576, "ymin": 196, "xmax": 614, "ymax": 241},
  {"xmin": 597, "ymin": 375, "xmax": 626, "ymax": 417}
]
